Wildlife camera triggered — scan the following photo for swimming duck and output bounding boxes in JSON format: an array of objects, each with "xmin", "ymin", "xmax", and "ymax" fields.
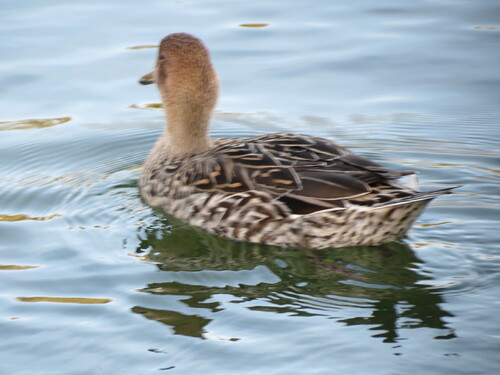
[{"xmin": 139, "ymin": 33, "xmax": 455, "ymax": 250}]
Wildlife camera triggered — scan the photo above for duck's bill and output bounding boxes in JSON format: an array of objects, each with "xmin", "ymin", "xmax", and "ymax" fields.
[{"xmin": 139, "ymin": 72, "xmax": 155, "ymax": 85}]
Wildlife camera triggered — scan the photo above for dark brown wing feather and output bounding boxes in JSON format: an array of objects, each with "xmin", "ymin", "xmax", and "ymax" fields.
[{"xmin": 177, "ymin": 133, "xmax": 413, "ymax": 214}]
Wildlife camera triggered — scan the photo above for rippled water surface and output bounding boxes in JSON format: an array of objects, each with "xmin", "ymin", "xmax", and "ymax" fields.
[{"xmin": 1, "ymin": 1, "xmax": 499, "ymax": 374}]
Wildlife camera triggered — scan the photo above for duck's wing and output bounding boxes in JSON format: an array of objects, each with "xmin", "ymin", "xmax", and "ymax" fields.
[{"xmin": 180, "ymin": 133, "xmax": 414, "ymax": 214}]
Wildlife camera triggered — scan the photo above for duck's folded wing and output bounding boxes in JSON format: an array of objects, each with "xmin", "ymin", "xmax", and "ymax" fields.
[{"xmin": 181, "ymin": 134, "xmax": 413, "ymax": 213}]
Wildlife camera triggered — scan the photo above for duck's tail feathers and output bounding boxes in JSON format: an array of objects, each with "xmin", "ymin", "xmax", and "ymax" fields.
[{"xmin": 373, "ymin": 186, "xmax": 461, "ymax": 210}]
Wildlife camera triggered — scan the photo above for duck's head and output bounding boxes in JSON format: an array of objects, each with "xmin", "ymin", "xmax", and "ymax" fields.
[
  {"xmin": 140, "ymin": 33, "xmax": 218, "ymax": 111},
  {"xmin": 140, "ymin": 33, "xmax": 219, "ymax": 154}
]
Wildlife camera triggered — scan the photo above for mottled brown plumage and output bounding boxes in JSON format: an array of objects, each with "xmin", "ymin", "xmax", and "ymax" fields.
[{"xmin": 139, "ymin": 33, "xmax": 456, "ymax": 249}]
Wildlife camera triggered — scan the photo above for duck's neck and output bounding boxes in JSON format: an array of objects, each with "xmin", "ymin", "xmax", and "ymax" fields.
[{"xmin": 164, "ymin": 99, "xmax": 212, "ymax": 155}]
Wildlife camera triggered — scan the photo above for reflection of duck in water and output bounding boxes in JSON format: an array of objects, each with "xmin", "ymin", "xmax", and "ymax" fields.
[
  {"xmin": 133, "ymin": 221, "xmax": 455, "ymax": 342},
  {"xmin": 139, "ymin": 33, "xmax": 456, "ymax": 249}
]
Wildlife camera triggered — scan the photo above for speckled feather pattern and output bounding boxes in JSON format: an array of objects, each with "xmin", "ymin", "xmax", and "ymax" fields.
[{"xmin": 140, "ymin": 132, "xmax": 452, "ymax": 249}]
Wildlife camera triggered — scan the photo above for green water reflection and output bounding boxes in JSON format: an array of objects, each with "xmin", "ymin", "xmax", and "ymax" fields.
[{"xmin": 133, "ymin": 217, "xmax": 454, "ymax": 343}]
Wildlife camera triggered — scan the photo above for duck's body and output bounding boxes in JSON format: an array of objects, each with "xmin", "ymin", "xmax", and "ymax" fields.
[{"xmin": 139, "ymin": 33, "xmax": 455, "ymax": 250}]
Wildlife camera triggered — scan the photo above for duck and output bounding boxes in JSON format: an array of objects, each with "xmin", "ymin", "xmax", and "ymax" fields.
[{"xmin": 138, "ymin": 32, "xmax": 456, "ymax": 250}]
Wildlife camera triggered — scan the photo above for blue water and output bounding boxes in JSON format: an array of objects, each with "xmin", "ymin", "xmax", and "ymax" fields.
[{"xmin": 1, "ymin": 1, "xmax": 499, "ymax": 374}]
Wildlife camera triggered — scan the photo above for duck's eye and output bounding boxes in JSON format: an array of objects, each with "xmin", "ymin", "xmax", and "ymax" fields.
[{"xmin": 159, "ymin": 54, "xmax": 166, "ymax": 60}]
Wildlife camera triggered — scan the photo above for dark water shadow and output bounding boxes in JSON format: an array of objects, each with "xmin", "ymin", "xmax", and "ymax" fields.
[{"xmin": 132, "ymin": 215, "xmax": 455, "ymax": 343}]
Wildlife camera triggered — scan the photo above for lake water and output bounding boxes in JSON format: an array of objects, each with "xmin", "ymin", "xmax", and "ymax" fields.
[{"xmin": 1, "ymin": 1, "xmax": 499, "ymax": 374}]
